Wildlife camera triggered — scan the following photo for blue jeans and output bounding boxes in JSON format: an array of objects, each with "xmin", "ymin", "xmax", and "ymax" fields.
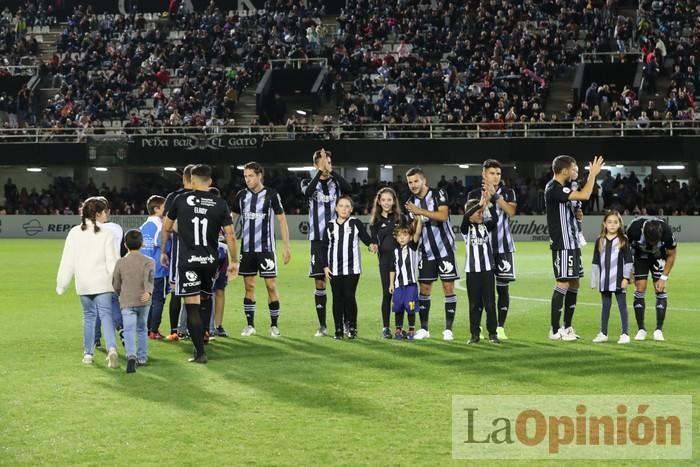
[
  {"xmin": 95, "ymin": 293, "xmax": 124, "ymax": 341},
  {"xmin": 147, "ymin": 277, "xmax": 167, "ymax": 333},
  {"xmin": 80, "ymin": 293, "xmax": 116, "ymax": 355},
  {"xmin": 122, "ymin": 305, "xmax": 149, "ymax": 361}
]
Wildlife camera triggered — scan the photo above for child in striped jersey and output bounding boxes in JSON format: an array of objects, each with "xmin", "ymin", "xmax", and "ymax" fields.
[
  {"xmin": 461, "ymin": 197, "xmax": 500, "ymax": 344},
  {"xmin": 388, "ymin": 217, "xmax": 422, "ymax": 340},
  {"xmin": 590, "ymin": 211, "xmax": 632, "ymax": 344},
  {"xmin": 324, "ymin": 196, "xmax": 377, "ymax": 339}
]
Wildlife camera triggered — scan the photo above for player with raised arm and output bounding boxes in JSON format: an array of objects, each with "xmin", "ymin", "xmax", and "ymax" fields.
[
  {"xmin": 300, "ymin": 149, "xmax": 351, "ymax": 337},
  {"xmin": 545, "ymin": 155, "xmax": 604, "ymax": 341}
]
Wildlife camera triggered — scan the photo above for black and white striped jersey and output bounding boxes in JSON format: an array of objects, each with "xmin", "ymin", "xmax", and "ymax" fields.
[
  {"xmin": 591, "ymin": 236, "xmax": 634, "ymax": 292},
  {"xmin": 461, "ymin": 207, "xmax": 497, "ymax": 273},
  {"xmin": 326, "ymin": 217, "xmax": 373, "ymax": 276},
  {"xmin": 300, "ymin": 170, "xmax": 351, "ymax": 242},
  {"xmin": 409, "ymin": 188, "xmax": 455, "ymax": 260},
  {"xmin": 545, "ymin": 179, "xmax": 579, "ymax": 250},
  {"xmin": 392, "ymin": 241, "xmax": 419, "ymax": 288},
  {"xmin": 468, "ymin": 185, "xmax": 516, "ymax": 253},
  {"xmin": 625, "ymin": 216, "xmax": 677, "ymax": 259},
  {"xmin": 232, "ymin": 187, "xmax": 284, "ymax": 253}
]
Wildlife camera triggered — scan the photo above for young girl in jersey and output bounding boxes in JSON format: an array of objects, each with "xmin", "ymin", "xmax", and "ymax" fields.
[
  {"xmin": 388, "ymin": 217, "xmax": 422, "ymax": 340},
  {"xmin": 591, "ymin": 210, "xmax": 632, "ymax": 344},
  {"xmin": 324, "ymin": 196, "xmax": 376, "ymax": 339},
  {"xmin": 461, "ymin": 197, "xmax": 500, "ymax": 344},
  {"xmin": 369, "ymin": 187, "xmax": 405, "ymax": 339}
]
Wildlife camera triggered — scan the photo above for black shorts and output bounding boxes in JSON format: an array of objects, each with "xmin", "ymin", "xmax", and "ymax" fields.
[
  {"xmin": 308, "ymin": 240, "xmax": 329, "ymax": 278},
  {"xmin": 240, "ymin": 251, "xmax": 278, "ymax": 278},
  {"xmin": 175, "ymin": 263, "xmax": 217, "ymax": 297},
  {"xmin": 552, "ymin": 249, "xmax": 583, "ymax": 281},
  {"xmin": 494, "ymin": 252, "xmax": 516, "ymax": 281},
  {"xmin": 633, "ymin": 255, "xmax": 666, "ymax": 281},
  {"xmin": 418, "ymin": 252, "xmax": 460, "ymax": 282}
]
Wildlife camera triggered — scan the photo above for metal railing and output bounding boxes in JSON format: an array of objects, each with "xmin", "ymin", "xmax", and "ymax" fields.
[
  {"xmin": 0, "ymin": 120, "xmax": 698, "ymax": 143},
  {"xmin": 580, "ymin": 50, "xmax": 641, "ymax": 63},
  {"xmin": 268, "ymin": 58, "xmax": 328, "ymax": 69},
  {"xmin": 0, "ymin": 65, "xmax": 40, "ymax": 76}
]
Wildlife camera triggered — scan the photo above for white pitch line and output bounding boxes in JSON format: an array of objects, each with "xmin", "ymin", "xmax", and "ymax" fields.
[{"xmin": 453, "ymin": 279, "xmax": 698, "ymax": 312}]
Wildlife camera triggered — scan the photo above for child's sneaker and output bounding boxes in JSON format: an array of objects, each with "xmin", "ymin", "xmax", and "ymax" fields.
[
  {"xmin": 215, "ymin": 326, "xmax": 229, "ymax": 337},
  {"xmin": 333, "ymin": 330, "xmax": 344, "ymax": 339},
  {"xmin": 348, "ymin": 328, "xmax": 357, "ymax": 339},
  {"xmin": 382, "ymin": 327, "xmax": 392, "ymax": 339},
  {"xmin": 634, "ymin": 329, "xmax": 647, "ymax": 341},
  {"xmin": 496, "ymin": 326, "xmax": 508, "ymax": 340},
  {"xmin": 488, "ymin": 334, "xmax": 501, "ymax": 344},
  {"xmin": 479, "ymin": 326, "xmax": 484, "ymax": 340},
  {"xmin": 617, "ymin": 334, "xmax": 630, "ymax": 344},
  {"xmin": 188, "ymin": 352, "xmax": 208, "ymax": 364},
  {"xmin": 82, "ymin": 354, "xmax": 93, "ymax": 364},
  {"xmin": 394, "ymin": 329, "xmax": 404, "ymax": 340},
  {"xmin": 241, "ymin": 325, "xmax": 256, "ymax": 337},
  {"xmin": 593, "ymin": 332, "xmax": 608, "ymax": 343},
  {"xmin": 165, "ymin": 332, "xmax": 179, "ymax": 342},
  {"xmin": 314, "ymin": 326, "xmax": 328, "ymax": 337},
  {"xmin": 407, "ymin": 329, "xmax": 415, "ymax": 340},
  {"xmin": 270, "ymin": 326, "xmax": 281, "ymax": 337},
  {"xmin": 468, "ymin": 335, "xmax": 480, "ymax": 344},
  {"xmin": 126, "ymin": 356, "xmax": 137, "ymax": 374},
  {"xmin": 107, "ymin": 347, "xmax": 119, "ymax": 369},
  {"xmin": 413, "ymin": 329, "xmax": 430, "ymax": 340},
  {"xmin": 442, "ymin": 329, "xmax": 454, "ymax": 341}
]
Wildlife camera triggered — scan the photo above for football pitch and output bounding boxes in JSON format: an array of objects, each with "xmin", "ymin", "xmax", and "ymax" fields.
[{"xmin": 1, "ymin": 239, "xmax": 698, "ymax": 466}]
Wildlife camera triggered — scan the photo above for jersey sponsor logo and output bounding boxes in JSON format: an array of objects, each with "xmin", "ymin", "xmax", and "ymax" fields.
[
  {"xmin": 261, "ymin": 258, "xmax": 276, "ymax": 271},
  {"xmin": 498, "ymin": 259, "xmax": 512, "ymax": 272},
  {"xmin": 186, "ymin": 195, "xmax": 199, "ymax": 206},
  {"xmin": 562, "ymin": 187, "xmax": 571, "ymax": 194},
  {"xmin": 438, "ymin": 190, "xmax": 447, "ymax": 202},
  {"xmin": 311, "ymin": 254, "xmax": 315, "ymax": 265},
  {"xmin": 185, "ymin": 270, "xmax": 198, "ymax": 281},
  {"xmin": 243, "ymin": 211, "xmax": 267, "ymax": 220},
  {"xmin": 312, "ymin": 192, "xmax": 334, "ymax": 203},
  {"xmin": 188, "ymin": 254, "xmax": 216, "ymax": 264},
  {"xmin": 439, "ymin": 260, "xmax": 455, "ymax": 274},
  {"xmin": 654, "ymin": 258, "xmax": 666, "ymax": 271}
]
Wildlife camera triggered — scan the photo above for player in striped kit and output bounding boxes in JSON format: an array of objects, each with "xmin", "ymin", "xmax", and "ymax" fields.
[
  {"xmin": 233, "ymin": 162, "xmax": 291, "ymax": 337},
  {"xmin": 300, "ymin": 149, "xmax": 351, "ymax": 337},
  {"xmin": 591, "ymin": 211, "xmax": 632, "ymax": 344},
  {"xmin": 461, "ymin": 197, "xmax": 500, "ymax": 344},
  {"xmin": 404, "ymin": 168, "xmax": 458, "ymax": 341},
  {"xmin": 545, "ymin": 154, "xmax": 604, "ymax": 341},
  {"xmin": 388, "ymin": 217, "xmax": 422, "ymax": 340},
  {"xmin": 625, "ymin": 216, "xmax": 677, "ymax": 341},
  {"xmin": 323, "ymin": 196, "xmax": 377, "ymax": 339},
  {"xmin": 468, "ymin": 159, "xmax": 517, "ymax": 340}
]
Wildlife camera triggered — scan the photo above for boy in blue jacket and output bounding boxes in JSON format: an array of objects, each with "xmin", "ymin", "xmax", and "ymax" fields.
[{"xmin": 140, "ymin": 195, "xmax": 168, "ymax": 339}]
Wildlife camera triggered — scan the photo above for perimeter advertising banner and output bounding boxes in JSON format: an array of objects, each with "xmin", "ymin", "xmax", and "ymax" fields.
[{"xmin": 0, "ymin": 215, "xmax": 694, "ymax": 242}]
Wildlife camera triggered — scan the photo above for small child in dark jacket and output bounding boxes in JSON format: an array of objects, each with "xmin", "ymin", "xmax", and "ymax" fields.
[{"xmin": 113, "ymin": 230, "xmax": 154, "ymax": 373}]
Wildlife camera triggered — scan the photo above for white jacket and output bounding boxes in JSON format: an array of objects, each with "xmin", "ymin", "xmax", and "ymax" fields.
[{"xmin": 56, "ymin": 221, "xmax": 118, "ymax": 295}]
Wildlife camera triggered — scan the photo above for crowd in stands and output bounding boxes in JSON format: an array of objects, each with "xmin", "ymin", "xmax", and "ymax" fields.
[
  {"xmin": 0, "ymin": 0, "xmax": 698, "ymax": 133},
  {"xmin": 0, "ymin": 0, "xmax": 56, "ymax": 68},
  {"xmin": 5, "ymin": 168, "xmax": 700, "ymax": 216}
]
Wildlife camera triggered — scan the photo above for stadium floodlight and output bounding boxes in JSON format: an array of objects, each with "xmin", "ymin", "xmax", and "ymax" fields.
[
  {"xmin": 287, "ymin": 166, "xmax": 316, "ymax": 172},
  {"xmin": 164, "ymin": 167, "xmax": 177, "ymax": 172},
  {"xmin": 94, "ymin": 167, "xmax": 108, "ymax": 172},
  {"xmin": 296, "ymin": 110, "xmax": 307, "ymax": 116},
  {"xmin": 616, "ymin": 164, "xmax": 624, "ymax": 168},
  {"xmin": 357, "ymin": 167, "xmax": 369, "ymax": 171},
  {"xmin": 458, "ymin": 164, "xmax": 470, "ymax": 169},
  {"xmin": 236, "ymin": 165, "xmax": 245, "ymax": 170},
  {"xmin": 383, "ymin": 165, "xmax": 393, "ymax": 169},
  {"xmin": 26, "ymin": 167, "xmax": 42, "ymax": 172},
  {"xmin": 657, "ymin": 165, "xmax": 685, "ymax": 170}
]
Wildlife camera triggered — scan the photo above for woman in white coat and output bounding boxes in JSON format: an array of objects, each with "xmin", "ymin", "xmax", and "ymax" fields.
[{"xmin": 56, "ymin": 197, "xmax": 120, "ymax": 367}]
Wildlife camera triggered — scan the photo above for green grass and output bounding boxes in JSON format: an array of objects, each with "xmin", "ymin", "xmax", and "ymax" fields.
[{"xmin": 1, "ymin": 240, "xmax": 699, "ymax": 466}]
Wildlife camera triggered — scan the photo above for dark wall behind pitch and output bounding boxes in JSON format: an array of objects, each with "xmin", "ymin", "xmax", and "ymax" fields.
[{"xmin": 2, "ymin": 136, "xmax": 697, "ymax": 167}]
